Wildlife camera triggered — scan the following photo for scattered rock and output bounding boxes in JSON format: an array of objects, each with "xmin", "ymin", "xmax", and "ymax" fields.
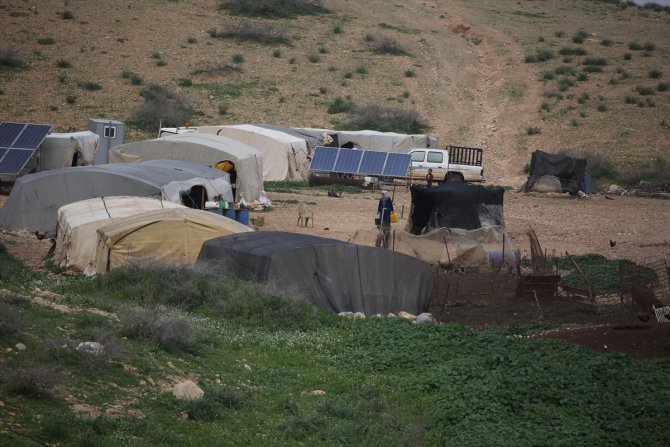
[
  {"xmin": 15, "ymin": 343, "xmax": 27, "ymax": 352},
  {"xmin": 172, "ymin": 380, "xmax": 204, "ymax": 401},
  {"xmin": 338, "ymin": 311, "xmax": 355, "ymax": 318},
  {"xmin": 178, "ymin": 411, "xmax": 189, "ymax": 420},
  {"xmin": 76, "ymin": 341, "xmax": 105, "ymax": 356},
  {"xmin": 353, "ymin": 312, "xmax": 366, "ymax": 319},
  {"xmin": 398, "ymin": 311, "xmax": 416, "ymax": 321},
  {"xmin": 607, "ymin": 184, "xmax": 625, "ymax": 195},
  {"xmin": 244, "ymin": 363, "xmax": 251, "ymax": 371},
  {"xmin": 5, "ymin": 348, "xmax": 13, "ymax": 353},
  {"xmin": 415, "ymin": 313, "xmax": 435, "ymax": 324},
  {"xmin": 302, "ymin": 389, "xmax": 326, "ymax": 396},
  {"xmin": 167, "ymin": 362, "xmax": 175, "ymax": 369}
]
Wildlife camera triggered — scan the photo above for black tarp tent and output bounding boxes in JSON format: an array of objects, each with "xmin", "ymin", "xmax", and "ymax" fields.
[
  {"xmin": 523, "ymin": 150, "xmax": 586, "ymax": 194},
  {"xmin": 409, "ymin": 182, "xmax": 505, "ymax": 234},
  {"xmin": 196, "ymin": 231, "xmax": 433, "ymax": 315}
]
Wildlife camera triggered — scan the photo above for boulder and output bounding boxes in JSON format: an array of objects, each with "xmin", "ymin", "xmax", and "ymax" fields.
[
  {"xmin": 173, "ymin": 380, "xmax": 204, "ymax": 401},
  {"xmin": 76, "ymin": 341, "xmax": 105, "ymax": 356},
  {"xmin": 415, "ymin": 313, "xmax": 435, "ymax": 324},
  {"xmin": 398, "ymin": 311, "xmax": 416, "ymax": 321}
]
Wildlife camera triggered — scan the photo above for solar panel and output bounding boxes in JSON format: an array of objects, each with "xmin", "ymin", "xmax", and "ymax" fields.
[
  {"xmin": 382, "ymin": 153, "xmax": 411, "ymax": 177},
  {"xmin": 309, "ymin": 146, "xmax": 411, "ymax": 178},
  {"xmin": 358, "ymin": 151, "xmax": 387, "ymax": 175},
  {"xmin": 0, "ymin": 122, "xmax": 53, "ymax": 175},
  {"xmin": 333, "ymin": 148, "xmax": 363, "ymax": 174},
  {"xmin": 309, "ymin": 146, "xmax": 339, "ymax": 172}
]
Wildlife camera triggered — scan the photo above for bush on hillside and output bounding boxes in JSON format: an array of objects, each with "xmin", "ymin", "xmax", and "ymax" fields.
[
  {"xmin": 217, "ymin": 0, "xmax": 327, "ymax": 18},
  {"xmin": 341, "ymin": 103, "xmax": 431, "ymax": 134},
  {"xmin": 208, "ymin": 20, "xmax": 290, "ymax": 45},
  {"xmin": 327, "ymin": 96, "xmax": 356, "ymax": 114},
  {"xmin": 0, "ymin": 46, "xmax": 22, "ymax": 67},
  {"xmin": 129, "ymin": 85, "xmax": 194, "ymax": 132},
  {"xmin": 370, "ymin": 36, "xmax": 410, "ymax": 55}
]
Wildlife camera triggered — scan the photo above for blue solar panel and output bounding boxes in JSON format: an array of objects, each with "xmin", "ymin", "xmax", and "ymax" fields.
[
  {"xmin": 310, "ymin": 146, "xmax": 338, "ymax": 172},
  {"xmin": 333, "ymin": 148, "xmax": 363, "ymax": 174},
  {"xmin": 0, "ymin": 122, "xmax": 53, "ymax": 175},
  {"xmin": 382, "ymin": 153, "xmax": 411, "ymax": 177},
  {"xmin": 358, "ymin": 151, "xmax": 387, "ymax": 175},
  {"xmin": 13, "ymin": 124, "xmax": 52, "ymax": 149},
  {"xmin": 0, "ymin": 122, "xmax": 24, "ymax": 147},
  {"xmin": 0, "ymin": 150, "xmax": 34, "ymax": 175}
]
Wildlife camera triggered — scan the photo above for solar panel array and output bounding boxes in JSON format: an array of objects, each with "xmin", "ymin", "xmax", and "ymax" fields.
[
  {"xmin": 0, "ymin": 122, "xmax": 53, "ymax": 175},
  {"xmin": 310, "ymin": 147, "xmax": 411, "ymax": 178}
]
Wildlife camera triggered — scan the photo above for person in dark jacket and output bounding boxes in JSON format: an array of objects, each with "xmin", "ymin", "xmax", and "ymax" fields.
[
  {"xmin": 426, "ymin": 168, "xmax": 434, "ymax": 188},
  {"xmin": 375, "ymin": 190, "xmax": 394, "ymax": 249}
]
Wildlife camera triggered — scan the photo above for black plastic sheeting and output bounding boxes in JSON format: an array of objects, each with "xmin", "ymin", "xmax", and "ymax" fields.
[
  {"xmin": 524, "ymin": 150, "xmax": 586, "ymax": 194},
  {"xmin": 409, "ymin": 182, "xmax": 505, "ymax": 234},
  {"xmin": 196, "ymin": 231, "xmax": 433, "ymax": 315}
]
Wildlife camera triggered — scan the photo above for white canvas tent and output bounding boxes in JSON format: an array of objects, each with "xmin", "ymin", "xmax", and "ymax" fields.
[
  {"xmin": 55, "ymin": 196, "xmax": 185, "ymax": 273},
  {"xmin": 91, "ymin": 208, "xmax": 251, "ymax": 275},
  {"xmin": 197, "ymin": 125, "xmax": 310, "ymax": 180},
  {"xmin": 27, "ymin": 131, "xmax": 101, "ymax": 171},
  {"xmin": 292, "ymin": 128, "xmax": 438, "ymax": 153},
  {"xmin": 109, "ymin": 133, "xmax": 263, "ymax": 201},
  {"xmin": 0, "ymin": 160, "xmax": 233, "ymax": 233}
]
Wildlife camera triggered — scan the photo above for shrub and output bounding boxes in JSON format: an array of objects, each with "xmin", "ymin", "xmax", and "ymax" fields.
[
  {"xmin": 209, "ymin": 20, "xmax": 290, "ymax": 45},
  {"xmin": 596, "ymin": 103, "xmax": 607, "ymax": 112},
  {"xmin": 558, "ymin": 47, "xmax": 586, "ymax": 56},
  {"xmin": 62, "ymin": 10, "xmax": 74, "ymax": 19},
  {"xmin": 649, "ymin": 69, "xmax": 662, "ymax": 79},
  {"xmin": 0, "ymin": 46, "xmax": 22, "ymax": 67},
  {"xmin": 371, "ymin": 37, "xmax": 409, "ymax": 55},
  {"xmin": 121, "ymin": 69, "xmax": 133, "ymax": 79},
  {"xmin": 555, "ymin": 30, "xmax": 565, "ymax": 38},
  {"xmin": 272, "ymin": 49, "xmax": 281, "ymax": 58},
  {"xmin": 319, "ymin": 86, "xmax": 327, "ymax": 94},
  {"xmin": 582, "ymin": 65, "xmax": 603, "ymax": 73},
  {"xmin": 156, "ymin": 59, "xmax": 166, "ymax": 67},
  {"xmin": 571, "ymin": 119, "xmax": 579, "ymax": 127},
  {"xmin": 623, "ymin": 53, "xmax": 632, "ymax": 60},
  {"xmin": 526, "ymin": 126, "xmax": 541, "ymax": 135},
  {"xmin": 216, "ymin": 0, "xmax": 327, "ymax": 18},
  {"xmin": 177, "ymin": 78, "xmax": 193, "ymax": 87},
  {"xmin": 643, "ymin": 42, "xmax": 655, "ymax": 51},
  {"xmin": 405, "ymin": 69, "xmax": 415, "ymax": 78},
  {"xmin": 187, "ymin": 35, "xmax": 197, "ymax": 44},
  {"xmin": 572, "ymin": 30, "xmax": 588, "ymax": 44},
  {"xmin": 341, "ymin": 103, "xmax": 430, "ymax": 134},
  {"xmin": 319, "ymin": 46, "xmax": 328, "ymax": 54},
  {"xmin": 657, "ymin": 82, "xmax": 669, "ymax": 92},
  {"xmin": 355, "ymin": 65, "xmax": 368, "ymax": 75},
  {"xmin": 554, "ymin": 65, "xmax": 575, "ymax": 75},
  {"xmin": 365, "ymin": 33, "xmax": 374, "ymax": 42},
  {"xmin": 129, "ymin": 84, "xmax": 194, "ymax": 132},
  {"xmin": 79, "ymin": 81, "xmax": 102, "ymax": 91},
  {"xmin": 540, "ymin": 102, "xmax": 551, "ymax": 112},
  {"xmin": 232, "ymin": 53, "xmax": 244, "ymax": 63},
  {"xmin": 524, "ymin": 49, "xmax": 553, "ymax": 63},
  {"xmin": 120, "ymin": 306, "xmax": 204, "ymax": 354},
  {"xmin": 629, "ymin": 41, "xmax": 643, "ymax": 50},
  {"xmin": 130, "ymin": 74, "xmax": 143, "ymax": 85},
  {"xmin": 66, "ymin": 94, "xmax": 76, "ymax": 104},
  {"xmin": 557, "ymin": 77, "xmax": 575, "ymax": 91},
  {"xmin": 37, "ymin": 37, "xmax": 55, "ymax": 45},
  {"xmin": 333, "ymin": 24, "xmax": 342, "ymax": 34},
  {"xmin": 57, "ymin": 59, "xmax": 71, "ymax": 68},
  {"xmin": 0, "ymin": 303, "xmax": 24, "ymax": 335},
  {"xmin": 577, "ymin": 72, "xmax": 588, "ymax": 81},
  {"xmin": 583, "ymin": 58, "xmax": 607, "ymax": 66},
  {"xmin": 541, "ymin": 71, "xmax": 554, "ymax": 80},
  {"xmin": 307, "ymin": 54, "xmax": 320, "ymax": 63},
  {"xmin": 577, "ymin": 92, "xmax": 590, "ymax": 104},
  {"xmin": 190, "ymin": 63, "xmax": 241, "ymax": 76},
  {"xmin": 218, "ymin": 102, "xmax": 229, "ymax": 115},
  {"xmin": 635, "ymin": 85, "xmax": 655, "ymax": 95},
  {"xmin": 327, "ymin": 96, "xmax": 355, "ymax": 114},
  {"xmin": 3, "ymin": 363, "xmax": 65, "ymax": 397},
  {"xmin": 600, "ymin": 38, "xmax": 612, "ymax": 46},
  {"xmin": 289, "ymin": 57, "xmax": 296, "ymax": 64},
  {"xmin": 343, "ymin": 71, "xmax": 352, "ymax": 79}
]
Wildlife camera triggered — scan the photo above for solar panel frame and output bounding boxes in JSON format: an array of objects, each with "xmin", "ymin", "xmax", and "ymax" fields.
[
  {"xmin": 309, "ymin": 146, "xmax": 339, "ymax": 172},
  {"xmin": 333, "ymin": 148, "xmax": 363, "ymax": 174},
  {"xmin": 382, "ymin": 153, "xmax": 411, "ymax": 177},
  {"xmin": 357, "ymin": 151, "xmax": 387, "ymax": 176},
  {"xmin": 0, "ymin": 122, "xmax": 53, "ymax": 175}
]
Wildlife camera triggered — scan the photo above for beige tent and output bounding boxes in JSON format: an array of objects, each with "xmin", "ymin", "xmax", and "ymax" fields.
[
  {"xmin": 292, "ymin": 128, "xmax": 438, "ymax": 153},
  {"xmin": 91, "ymin": 208, "xmax": 251, "ymax": 275},
  {"xmin": 25, "ymin": 131, "xmax": 100, "ymax": 171},
  {"xmin": 55, "ymin": 196, "xmax": 185, "ymax": 273},
  {"xmin": 109, "ymin": 133, "xmax": 263, "ymax": 201},
  {"xmin": 197, "ymin": 125, "xmax": 310, "ymax": 181}
]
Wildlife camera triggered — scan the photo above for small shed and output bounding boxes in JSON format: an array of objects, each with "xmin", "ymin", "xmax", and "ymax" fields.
[{"xmin": 87, "ymin": 118, "xmax": 125, "ymax": 165}]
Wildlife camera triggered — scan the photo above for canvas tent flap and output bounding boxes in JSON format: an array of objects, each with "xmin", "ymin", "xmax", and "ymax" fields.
[
  {"xmin": 36, "ymin": 131, "xmax": 100, "ymax": 170},
  {"xmin": 196, "ymin": 231, "xmax": 433, "ymax": 315},
  {"xmin": 409, "ymin": 183, "xmax": 505, "ymax": 234},
  {"xmin": 109, "ymin": 133, "xmax": 263, "ymax": 201},
  {"xmin": 291, "ymin": 128, "xmax": 438, "ymax": 152},
  {"xmin": 197, "ymin": 125, "xmax": 310, "ymax": 181},
  {"xmin": 523, "ymin": 150, "xmax": 586, "ymax": 194},
  {"xmin": 56, "ymin": 196, "xmax": 185, "ymax": 272},
  {"xmin": 92, "ymin": 208, "xmax": 251, "ymax": 275},
  {"xmin": 0, "ymin": 160, "xmax": 232, "ymax": 232}
]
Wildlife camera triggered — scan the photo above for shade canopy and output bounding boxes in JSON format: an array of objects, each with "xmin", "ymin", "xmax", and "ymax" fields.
[{"xmin": 196, "ymin": 231, "xmax": 433, "ymax": 315}]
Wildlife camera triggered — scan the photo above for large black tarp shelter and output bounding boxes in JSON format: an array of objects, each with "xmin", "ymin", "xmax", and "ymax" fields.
[
  {"xmin": 524, "ymin": 150, "xmax": 586, "ymax": 194},
  {"xmin": 409, "ymin": 182, "xmax": 505, "ymax": 234},
  {"xmin": 196, "ymin": 231, "xmax": 433, "ymax": 315}
]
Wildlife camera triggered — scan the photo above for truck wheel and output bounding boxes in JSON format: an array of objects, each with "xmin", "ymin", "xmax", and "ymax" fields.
[{"xmin": 445, "ymin": 173, "xmax": 464, "ymax": 182}]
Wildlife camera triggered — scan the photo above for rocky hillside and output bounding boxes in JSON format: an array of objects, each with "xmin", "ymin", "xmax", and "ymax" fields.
[{"xmin": 1, "ymin": 0, "xmax": 669, "ymax": 186}]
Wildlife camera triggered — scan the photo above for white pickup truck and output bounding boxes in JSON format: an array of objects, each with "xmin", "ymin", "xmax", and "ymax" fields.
[{"xmin": 409, "ymin": 146, "xmax": 484, "ymax": 183}]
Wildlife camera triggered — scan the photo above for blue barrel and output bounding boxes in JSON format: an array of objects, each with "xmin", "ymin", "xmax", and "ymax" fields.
[
  {"xmin": 223, "ymin": 208, "xmax": 236, "ymax": 220},
  {"xmin": 207, "ymin": 209, "xmax": 223, "ymax": 216},
  {"xmin": 580, "ymin": 175, "xmax": 592, "ymax": 193},
  {"xmin": 236, "ymin": 209, "xmax": 249, "ymax": 225}
]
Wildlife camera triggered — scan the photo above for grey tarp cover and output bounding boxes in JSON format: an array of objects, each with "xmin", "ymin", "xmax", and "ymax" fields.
[
  {"xmin": 409, "ymin": 182, "xmax": 505, "ymax": 234},
  {"xmin": 255, "ymin": 124, "xmax": 323, "ymax": 149},
  {"xmin": 291, "ymin": 128, "xmax": 438, "ymax": 152},
  {"xmin": 196, "ymin": 231, "xmax": 433, "ymax": 315},
  {"xmin": 523, "ymin": 150, "xmax": 586, "ymax": 194},
  {"xmin": 0, "ymin": 160, "xmax": 232, "ymax": 233}
]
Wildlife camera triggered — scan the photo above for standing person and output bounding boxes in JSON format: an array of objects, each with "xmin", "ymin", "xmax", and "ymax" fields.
[
  {"xmin": 375, "ymin": 190, "xmax": 394, "ymax": 249},
  {"xmin": 426, "ymin": 168, "xmax": 434, "ymax": 188}
]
